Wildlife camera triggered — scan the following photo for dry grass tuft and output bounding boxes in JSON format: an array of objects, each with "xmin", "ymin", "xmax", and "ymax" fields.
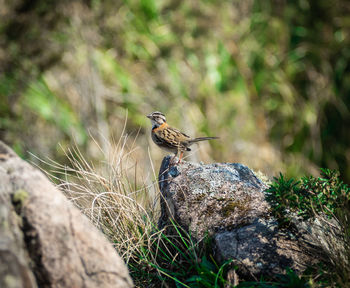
[
  {"xmin": 35, "ymin": 130, "xmax": 162, "ymax": 263},
  {"xmin": 35, "ymin": 131, "xmax": 210, "ymax": 287}
]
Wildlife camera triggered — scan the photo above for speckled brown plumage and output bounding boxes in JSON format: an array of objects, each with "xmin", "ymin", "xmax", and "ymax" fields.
[{"xmin": 147, "ymin": 111, "xmax": 218, "ymax": 162}]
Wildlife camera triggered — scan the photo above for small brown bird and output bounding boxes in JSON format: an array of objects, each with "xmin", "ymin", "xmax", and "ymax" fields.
[{"xmin": 147, "ymin": 111, "xmax": 218, "ymax": 162}]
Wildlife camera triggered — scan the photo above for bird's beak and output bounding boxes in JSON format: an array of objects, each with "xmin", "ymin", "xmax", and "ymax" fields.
[{"xmin": 146, "ymin": 114, "xmax": 152, "ymax": 119}]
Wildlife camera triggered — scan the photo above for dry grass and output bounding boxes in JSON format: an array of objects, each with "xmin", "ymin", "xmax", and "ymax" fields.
[
  {"xmin": 35, "ymin": 128, "xmax": 211, "ymax": 287},
  {"xmin": 310, "ymin": 213, "xmax": 350, "ymax": 286},
  {"xmin": 36, "ymin": 127, "xmax": 161, "ymax": 259}
]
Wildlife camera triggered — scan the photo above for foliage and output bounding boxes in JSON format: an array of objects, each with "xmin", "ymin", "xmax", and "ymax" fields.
[
  {"xmin": 301, "ymin": 169, "xmax": 350, "ymax": 218},
  {"xmin": 1, "ymin": 0, "xmax": 350, "ymax": 183},
  {"xmin": 23, "ymin": 77, "xmax": 86, "ymax": 144},
  {"xmin": 266, "ymin": 169, "xmax": 350, "ymax": 287},
  {"xmin": 265, "ymin": 168, "xmax": 350, "ymax": 224},
  {"xmin": 128, "ymin": 220, "xmax": 233, "ymax": 288}
]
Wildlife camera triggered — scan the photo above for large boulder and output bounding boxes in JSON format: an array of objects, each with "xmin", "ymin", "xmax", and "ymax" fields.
[
  {"xmin": 0, "ymin": 141, "xmax": 133, "ymax": 288},
  {"xmin": 158, "ymin": 156, "xmax": 324, "ymax": 279}
]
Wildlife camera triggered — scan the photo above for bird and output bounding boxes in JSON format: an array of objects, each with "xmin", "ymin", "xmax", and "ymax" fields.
[{"xmin": 147, "ymin": 111, "xmax": 218, "ymax": 162}]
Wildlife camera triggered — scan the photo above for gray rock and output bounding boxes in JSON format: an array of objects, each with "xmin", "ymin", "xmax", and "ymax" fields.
[
  {"xmin": 158, "ymin": 156, "xmax": 269, "ymax": 237},
  {"xmin": 158, "ymin": 156, "xmax": 323, "ymax": 279},
  {"xmin": 0, "ymin": 141, "xmax": 133, "ymax": 288},
  {"xmin": 214, "ymin": 218, "xmax": 318, "ymax": 277}
]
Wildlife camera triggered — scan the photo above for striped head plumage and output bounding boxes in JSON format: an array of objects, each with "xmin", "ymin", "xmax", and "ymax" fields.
[{"xmin": 147, "ymin": 111, "xmax": 166, "ymax": 129}]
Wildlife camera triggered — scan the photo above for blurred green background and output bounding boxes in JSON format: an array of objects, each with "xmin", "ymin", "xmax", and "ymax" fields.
[{"xmin": 1, "ymin": 0, "xmax": 349, "ymax": 182}]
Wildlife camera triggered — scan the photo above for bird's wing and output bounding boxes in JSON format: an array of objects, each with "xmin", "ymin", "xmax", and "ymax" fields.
[{"xmin": 155, "ymin": 126, "xmax": 191, "ymax": 147}]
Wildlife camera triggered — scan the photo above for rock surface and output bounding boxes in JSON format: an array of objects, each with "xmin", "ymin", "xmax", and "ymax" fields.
[
  {"xmin": 0, "ymin": 141, "xmax": 133, "ymax": 288},
  {"xmin": 158, "ymin": 156, "xmax": 323, "ymax": 279}
]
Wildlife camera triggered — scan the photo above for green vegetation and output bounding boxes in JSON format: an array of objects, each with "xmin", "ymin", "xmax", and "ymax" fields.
[
  {"xmin": 266, "ymin": 169, "xmax": 350, "ymax": 286},
  {"xmin": 1, "ymin": 0, "xmax": 350, "ymax": 182},
  {"xmin": 128, "ymin": 220, "xmax": 233, "ymax": 287},
  {"xmin": 266, "ymin": 168, "xmax": 350, "ymax": 223}
]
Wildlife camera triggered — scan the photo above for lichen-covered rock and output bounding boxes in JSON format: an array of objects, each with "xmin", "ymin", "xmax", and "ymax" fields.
[
  {"xmin": 158, "ymin": 156, "xmax": 269, "ymax": 238},
  {"xmin": 0, "ymin": 141, "xmax": 133, "ymax": 288},
  {"xmin": 158, "ymin": 156, "xmax": 323, "ymax": 279}
]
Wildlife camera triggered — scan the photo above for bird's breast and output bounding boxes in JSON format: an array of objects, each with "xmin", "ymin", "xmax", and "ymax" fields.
[{"xmin": 152, "ymin": 122, "xmax": 168, "ymax": 133}]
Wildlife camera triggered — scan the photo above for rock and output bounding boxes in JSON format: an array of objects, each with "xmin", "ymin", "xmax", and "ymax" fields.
[
  {"xmin": 214, "ymin": 218, "xmax": 319, "ymax": 277},
  {"xmin": 158, "ymin": 156, "xmax": 323, "ymax": 279},
  {"xmin": 0, "ymin": 141, "xmax": 133, "ymax": 288},
  {"xmin": 158, "ymin": 156, "xmax": 269, "ymax": 237}
]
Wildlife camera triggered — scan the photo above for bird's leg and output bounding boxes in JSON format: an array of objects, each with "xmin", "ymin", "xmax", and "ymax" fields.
[{"xmin": 178, "ymin": 151, "xmax": 184, "ymax": 163}]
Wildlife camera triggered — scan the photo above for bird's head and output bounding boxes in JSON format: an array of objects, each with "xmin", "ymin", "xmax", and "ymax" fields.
[{"xmin": 147, "ymin": 111, "xmax": 166, "ymax": 127}]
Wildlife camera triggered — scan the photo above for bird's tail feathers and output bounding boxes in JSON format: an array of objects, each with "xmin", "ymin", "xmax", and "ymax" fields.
[{"xmin": 189, "ymin": 136, "xmax": 219, "ymax": 143}]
